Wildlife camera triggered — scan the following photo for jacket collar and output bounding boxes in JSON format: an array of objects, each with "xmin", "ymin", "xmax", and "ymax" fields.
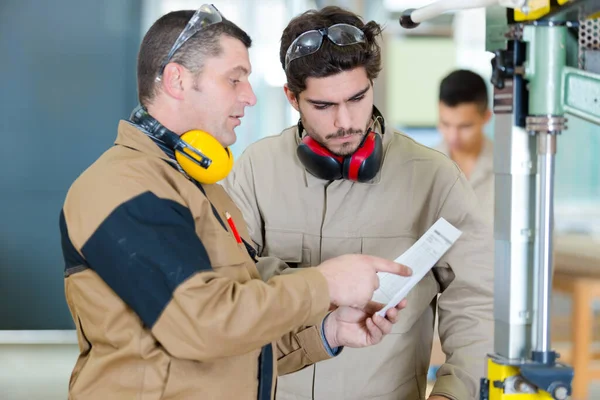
[
  {"xmin": 114, "ymin": 120, "xmax": 181, "ymax": 165},
  {"xmin": 435, "ymin": 136, "xmax": 494, "ymax": 187},
  {"xmin": 294, "ymin": 110, "xmax": 391, "ymax": 188}
]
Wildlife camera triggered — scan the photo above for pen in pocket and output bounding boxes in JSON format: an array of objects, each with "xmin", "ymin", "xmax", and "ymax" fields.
[{"xmin": 225, "ymin": 212, "xmax": 242, "ymax": 244}]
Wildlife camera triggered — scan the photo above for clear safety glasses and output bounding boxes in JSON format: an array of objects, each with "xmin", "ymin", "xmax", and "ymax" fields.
[
  {"xmin": 156, "ymin": 3, "xmax": 223, "ymax": 81},
  {"xmin": 284, "ymin": 23, "xmax": 366, "ymax": 69}
]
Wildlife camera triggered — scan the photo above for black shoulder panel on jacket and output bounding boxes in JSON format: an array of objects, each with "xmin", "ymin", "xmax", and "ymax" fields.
[{"xmin": 80, "ymin": 191, "xmax": 212, "ymax": 328}]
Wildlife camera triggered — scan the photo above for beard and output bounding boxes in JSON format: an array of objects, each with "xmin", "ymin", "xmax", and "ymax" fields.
[{"xmin": 300, "ymin": 112, "xmax": 371, "ymax": 157}]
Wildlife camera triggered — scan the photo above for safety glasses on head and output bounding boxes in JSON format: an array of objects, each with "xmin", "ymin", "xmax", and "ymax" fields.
[
  {"xmin": 284, "ymin": 23, "xmax": 366, "ymax": 69},
  {"xmin": 156, "ymin": 4, "xmax": 223, "ymax": 81}
]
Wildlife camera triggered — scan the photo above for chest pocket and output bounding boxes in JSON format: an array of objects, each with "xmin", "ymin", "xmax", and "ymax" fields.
[
  {"xmin": 362, "ymin": 236, "xmax": 440, "ymax": 334},
  {"xmin": 263, "ymin": 230, "xmax": 311, "ymax": 268},
  {"xmin": 198, "ymin": 220, "xmax": 255, "ymax": 283}
]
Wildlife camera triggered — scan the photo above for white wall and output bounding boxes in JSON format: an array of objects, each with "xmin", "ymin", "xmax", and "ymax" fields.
[{"xmin": 1, "ymin": 344, "xmax": 79, "ymax": 400}]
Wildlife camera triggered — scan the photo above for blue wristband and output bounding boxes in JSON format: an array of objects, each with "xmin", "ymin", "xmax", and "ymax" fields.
[{"xmin": 320, "ymin": 312, "xmax": 341, "ymax": 356}]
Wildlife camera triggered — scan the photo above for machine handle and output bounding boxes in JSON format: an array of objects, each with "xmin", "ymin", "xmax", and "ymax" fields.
[{"xmin": 399, "ymin": 0, "xmax": 527, "ymax": 28}]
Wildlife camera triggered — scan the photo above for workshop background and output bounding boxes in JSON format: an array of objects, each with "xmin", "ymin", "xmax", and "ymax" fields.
[{"xmin": 0, "ymin": 0, "xmax": 598, "ymax": 398}]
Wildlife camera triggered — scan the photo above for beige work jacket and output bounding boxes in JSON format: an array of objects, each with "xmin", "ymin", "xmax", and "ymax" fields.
[{"xmin": 61, "ymin": 122, "xmax": 333, "ymax": 399}]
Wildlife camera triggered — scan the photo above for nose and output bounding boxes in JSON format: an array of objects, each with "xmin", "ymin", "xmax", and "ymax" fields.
[
  {"xmin": 447, "ymin": 127, "xmax": 460, "ymax": 143},
  {"xmin": 240, "ymin": 81, "xmax": 257, "ymax": 107},
  {"xmin": 334, "ymin": 105, "xmax": 352, "ymax": 130}
]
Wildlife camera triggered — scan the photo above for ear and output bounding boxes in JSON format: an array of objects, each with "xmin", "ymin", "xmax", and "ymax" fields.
[
  {"xmin": 159, "ymin": 63, "xmax": 186, "ymax": 101},
  {"xmin": 283, "ymin": 84, "xmax": 299, "ymax": 112},
  {"xmin": 483, "ymin": 108, "xmax": 492, "ymax": 124}
]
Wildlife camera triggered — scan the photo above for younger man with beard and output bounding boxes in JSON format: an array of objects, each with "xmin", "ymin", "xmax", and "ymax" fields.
[{"xmin": 224, "ymin": 6, "xmax": 494, "ymax": 400}]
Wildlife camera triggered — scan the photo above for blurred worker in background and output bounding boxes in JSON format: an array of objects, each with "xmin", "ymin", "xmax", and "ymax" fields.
[{"xmin": 435, "ymin": 69, "xmax": 494, "ymax": 223}]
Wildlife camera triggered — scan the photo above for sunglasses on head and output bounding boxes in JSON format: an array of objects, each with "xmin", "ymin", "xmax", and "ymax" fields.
[
  {"xmin": 284, "ymin": 23, "xmax": 366, "ymax": 69},
  {"xmin": 156, "ymin": 3, "xmax": 223, "ymax": 81}
]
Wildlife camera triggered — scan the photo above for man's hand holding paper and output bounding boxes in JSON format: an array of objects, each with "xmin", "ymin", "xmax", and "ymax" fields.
[
  {"xmin": 372, "ymin": 218, "xmax": 463, "ymax": 316},
  {"xmin": 316, "ymin": 254, "xmax": 412, "ymax": 349},
  {"xmin": 323, "ymin": 299, "xmax": 408, "ymax": 349},
  {"xmin": 317, "ymin": 254, "xmax": 413, "ymax": 309},
  {"xmin": 317, "ymin": 218, "xmax": 462, "ymax": 351}
]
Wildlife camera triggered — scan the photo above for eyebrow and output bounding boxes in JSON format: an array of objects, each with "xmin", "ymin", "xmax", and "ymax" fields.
[
  {"xmin": 227, "ymin": 65, "xmax": 251, "ymax": 75},
  {"xmin": 305, "ymin": 85, "xmax": 370, "ymax": 106}
]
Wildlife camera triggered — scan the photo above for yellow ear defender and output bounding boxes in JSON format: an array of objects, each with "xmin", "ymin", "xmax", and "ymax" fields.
[
  {"xmin": 129, "ymin": 106, "xmax": 234, "ymax": 184},
  {"xmin": 175, "ymin": 130, "xmax": 234, "ymax": 184}
]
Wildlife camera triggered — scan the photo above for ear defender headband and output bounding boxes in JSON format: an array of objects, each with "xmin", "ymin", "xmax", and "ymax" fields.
[
  {"xmin": 129, "ymin": 106, "xmax": 234, "ymax": 184},
  {"xmin": 296, "ymin": 106, "xmax": 385, "ymax": 183}
]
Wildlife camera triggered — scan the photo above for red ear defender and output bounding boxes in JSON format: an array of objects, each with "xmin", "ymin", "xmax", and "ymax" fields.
[
  {"xmin": 296, "ymin": 130, "xmax": 383, "ymax": 183},
  {"xmin": 296, "ymin": 136, "xmax": 345, "ymax": 181},
  {"xmin": 342, "ymin": 131, "xmax": 383, "ymax": 182}
]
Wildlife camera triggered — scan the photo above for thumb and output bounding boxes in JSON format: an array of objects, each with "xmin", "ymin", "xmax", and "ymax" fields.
[
  {"xmin": 362, "ymin": 300, "xmax": 386, "ymax": 315},
  {"xmin": 368, "ymin": 257, "xmax": 413, "ymax": 277}
]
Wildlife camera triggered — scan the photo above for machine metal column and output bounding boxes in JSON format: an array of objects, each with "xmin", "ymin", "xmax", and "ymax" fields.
[
  {"xmin": 523, "ymin": 23, "xmax": 568, "ymax": 364},
  {"xmin": 490, "ymin": 35, "xmax": 537, "ymax": 361}
]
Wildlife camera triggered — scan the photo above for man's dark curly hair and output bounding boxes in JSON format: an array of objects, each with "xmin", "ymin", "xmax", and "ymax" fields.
[{"xmin": 280, "ymin": 6, "xmax": 383, "ymax": 96}]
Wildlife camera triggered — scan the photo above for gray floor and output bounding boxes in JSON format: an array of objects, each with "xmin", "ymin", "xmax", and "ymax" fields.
[{"xmin": 1, "ymin": 342, "xmax": 599, "ymax": 400}]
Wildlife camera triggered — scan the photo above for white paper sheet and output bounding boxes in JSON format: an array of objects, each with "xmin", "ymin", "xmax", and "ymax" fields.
[{"xmin": 372, "ymin": 218, "xmax": 462, "ymax": 317}]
